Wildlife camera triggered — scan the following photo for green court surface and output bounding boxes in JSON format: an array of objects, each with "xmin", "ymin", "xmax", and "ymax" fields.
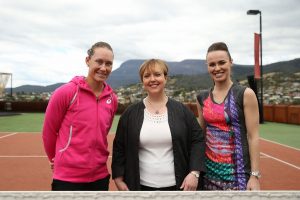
[
  {"xmin": 0, "ymin": 113, "xmax": 120, "ymax": 133},
  {"xmin": 0, "ymin": 113, "xmax": 44, "ymax": 132},
  {"xmin": 259, "ymin": 122, "xmax": 300, "ymax": 149},
  {"xmin": 0, "ymin": 113, "xmax": 299, "ymax": 148}
]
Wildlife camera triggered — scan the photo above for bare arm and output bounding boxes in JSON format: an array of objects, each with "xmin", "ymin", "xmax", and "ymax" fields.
[{"xmin": 243, "ymin": 88, "xmax": 260, "ymax": 190}]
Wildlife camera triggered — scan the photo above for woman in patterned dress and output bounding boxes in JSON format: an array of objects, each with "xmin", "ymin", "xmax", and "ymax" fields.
[{"xmin": 196, "ymin": 42, "xmax": 261, "ymax": 190}]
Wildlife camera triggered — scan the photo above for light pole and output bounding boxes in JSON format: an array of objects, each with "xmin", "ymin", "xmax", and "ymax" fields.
[{"xmin": 247, "ymin": 9, "xmax": 264, "ymax": 123}]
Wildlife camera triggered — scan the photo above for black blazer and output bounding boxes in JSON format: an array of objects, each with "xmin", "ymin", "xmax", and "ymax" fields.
[{"xmin": 112, "ymin": 98, "xmax": 205, "ymax": 190}]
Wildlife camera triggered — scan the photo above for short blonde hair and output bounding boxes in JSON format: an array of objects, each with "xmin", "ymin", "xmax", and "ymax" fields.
[{"xmin": 139, "ymin": 59, "xmax": 169, "ymax": 81}]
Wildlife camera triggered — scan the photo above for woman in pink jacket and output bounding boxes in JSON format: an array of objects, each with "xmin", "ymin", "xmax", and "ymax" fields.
[{"xmin": 42, "ymin": 41, "xmax": 118, "ymax": 191}]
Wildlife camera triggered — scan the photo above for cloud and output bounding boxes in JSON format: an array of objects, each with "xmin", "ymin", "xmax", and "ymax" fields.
[{"xmin": 0, "ymin": 0, "xmax": 299, "ymax": 87}]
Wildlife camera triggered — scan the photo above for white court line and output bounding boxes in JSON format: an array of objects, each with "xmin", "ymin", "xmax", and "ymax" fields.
[
  {"xmin": 0, "ymin": 132, "xmax": 18, "ymax": 139},
  {"xmin": 260, "ymin": 155, "xmax": 269, "ymax": 158},
  {"xmin": 0, "ymin": 155, "xmax": 113, "ymax": 158},
  {"xmin": 260, "ymin": 138, "xmax": 300, "ymax": 151},
  {"xmin": 0, "ymin": 155, "xmax": 46, "ymax": 158},
  {"xmin": 261, "ymin": 152, "xmax": 300, "ymax": 170}
]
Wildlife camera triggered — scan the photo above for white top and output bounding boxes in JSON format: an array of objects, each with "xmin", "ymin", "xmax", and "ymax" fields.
[{"xmin": 139, "ymin": 108, "xmax": 176, "ymax": 188}]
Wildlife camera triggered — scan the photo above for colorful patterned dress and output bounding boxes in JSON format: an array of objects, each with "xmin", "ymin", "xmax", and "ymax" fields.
[{"xmin": 197, "ymin": 84, "xmax": 251, "ymax": 190}]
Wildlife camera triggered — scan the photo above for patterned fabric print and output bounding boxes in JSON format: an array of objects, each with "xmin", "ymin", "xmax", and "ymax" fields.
[
  {"xmin": 202, "ymin": 98, "xmax": 230, "ymax": 131},
  {"xmin": 203, "ymin": 177, "xmax": 238, "ymax": 190},
  {"xmin": 225, "ymin": 90, "xmax": 247, "ymax": 190},
  {"xmin": 205, "ymin": 158, "xmax": 234, "ymax": 181},
  {"xmin": 202, "ymin": 96, "xmax": 236, "ymax": 189},
  {"xmin": 205, "ymin": 125, "xmax": 234, "ymax": 163},
  {"xmin": 202, "ymin": 90, "xmax": 247, "ymax": 190}
]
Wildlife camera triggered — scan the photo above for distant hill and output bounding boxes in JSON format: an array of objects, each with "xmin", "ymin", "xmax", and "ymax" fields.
[
  {"xmin": 6, "ymin": 58, "xmax": 300, "ymax": 93},
  {"xmin": 7, "ymin": 83, "xmax": 64, "ymax": 93},
  {"xmin": 263, "ymin": 58, "xmax": 300, "ymax": 74},
  {"xmin": 107, "ymin": 58, "xmax": 300, "ymax": 88},
  {"xmin": 106, "ymin": 59, "xmax": 252, "ymax": 88}
]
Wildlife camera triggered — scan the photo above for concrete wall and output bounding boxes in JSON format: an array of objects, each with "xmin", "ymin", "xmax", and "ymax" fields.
[{"xmin": 0, "ymin": 191, "xmax": 299, "ymax": 200}]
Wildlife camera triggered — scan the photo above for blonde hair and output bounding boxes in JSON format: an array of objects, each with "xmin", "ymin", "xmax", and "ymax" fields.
[{"xmin": 139, "ymin": 59, "xmax": 169, "ymax": 81}]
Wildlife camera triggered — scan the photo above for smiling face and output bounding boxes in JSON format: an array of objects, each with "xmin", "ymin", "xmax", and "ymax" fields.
[
  {"xmin": 85, "ymin": 47, "xmax": 113, "ymax": 83},
  {"xmin": 206, "ymin": 50, "xmax": 232, "ymax": 83},
  {"xmin": 140, "ymin": 60, "xmax": 168, "ymax": 96}
]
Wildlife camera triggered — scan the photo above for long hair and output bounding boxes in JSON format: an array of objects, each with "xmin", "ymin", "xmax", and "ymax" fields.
[
  {"xmin": 207, "ymin": 42, "xmax": 232, "ymax": 61},
  {"xmin": 87, "ymin": 41, "xmax": 114, "ymax": 57}
]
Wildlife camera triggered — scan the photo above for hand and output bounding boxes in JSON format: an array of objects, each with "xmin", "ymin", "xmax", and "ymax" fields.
[
  {"xmin": 114, "ymin": 177, "xmax": 129, "ymax": 191},
  {"xmin": 246, "ymin": 176, "xmax": 260, "ymax": 190},
  {"xmin": 49, "ymin": 158, "xmax": 54, "ymax": 171},
  {"xmin": 180, "ymin": 172, "xmax": 199, "ymax": 191}
]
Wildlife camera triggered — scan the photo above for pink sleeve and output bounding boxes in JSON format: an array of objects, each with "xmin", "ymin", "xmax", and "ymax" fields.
[{"xmin": 42, "ymin": 85, "xmax": 71, "ymax": 161}]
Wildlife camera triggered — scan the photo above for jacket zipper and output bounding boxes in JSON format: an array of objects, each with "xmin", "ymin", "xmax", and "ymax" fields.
[{"xmin": 91, "ymin": 96, "xmax": 100, "ymax": 180}]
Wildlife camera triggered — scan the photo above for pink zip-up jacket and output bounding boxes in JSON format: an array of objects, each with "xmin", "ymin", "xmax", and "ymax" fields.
[{"xmin": 42, "ymin": 76, "xmax": 118, "ymax": 183}]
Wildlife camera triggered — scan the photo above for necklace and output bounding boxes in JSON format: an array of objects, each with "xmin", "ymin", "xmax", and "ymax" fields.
[{"xmin": 146, "ymin": 96, "xmax": 167, "ymax": 114}]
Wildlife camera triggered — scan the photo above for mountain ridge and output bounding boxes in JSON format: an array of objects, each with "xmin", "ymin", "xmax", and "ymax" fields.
[
  {"xmin": 106, "ymin": 59, "xmax": 252, "ymax": 88},
  {"xmin": 6, "ymin": 58, "xmax": 300, "ymax": 93}
]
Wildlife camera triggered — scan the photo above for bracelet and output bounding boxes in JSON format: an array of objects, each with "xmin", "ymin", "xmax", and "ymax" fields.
[
  {"xmin": 190, "ymin": 171, "xmax": 200, "ymax": 178},
  {"xmin": 250, "ymin": 171, "xmax": 261, "ymax": 179}
]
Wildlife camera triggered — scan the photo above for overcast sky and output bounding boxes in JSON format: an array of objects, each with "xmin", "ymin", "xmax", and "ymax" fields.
[{"xmin": 0, "ymin": 0, "xmax": 299, "ymax": 87}]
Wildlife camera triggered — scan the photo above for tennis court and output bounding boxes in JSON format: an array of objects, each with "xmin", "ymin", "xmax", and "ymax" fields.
[{"xmin": 0, "ymin": 114, "xmax": 299, "ymax": 190}]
